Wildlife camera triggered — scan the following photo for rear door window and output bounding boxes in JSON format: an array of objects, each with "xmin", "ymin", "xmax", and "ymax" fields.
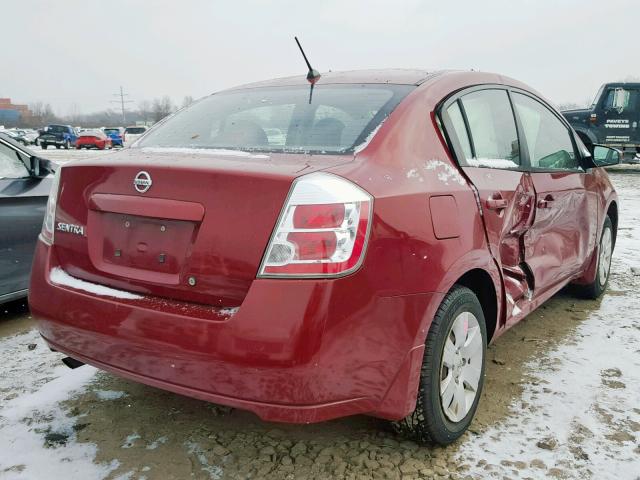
[
  {"xmin": 512, "ymin": 93, "xmax": 579, "ymax": 170},
  {"xmin": 459, "ymin": 89, "xmax": 521, "ymax": 169}
]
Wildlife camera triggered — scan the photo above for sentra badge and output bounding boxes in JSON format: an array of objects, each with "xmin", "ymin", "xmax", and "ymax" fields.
[{"xmin": 56, "ymin": 222, "xmax": 85, "ymax": 236}]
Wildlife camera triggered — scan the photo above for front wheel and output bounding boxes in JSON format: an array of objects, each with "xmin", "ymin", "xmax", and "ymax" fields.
[
  {"xmin": 577, "ymin": 216, "xmax": 614, "ymax": 299},
  {"xmin": 392, "ymin": 285, "xmax": 487, "ymax": 445},
  {"xmin": 41, "ymin": 143, "xmax": 48, "ymax": 150}
]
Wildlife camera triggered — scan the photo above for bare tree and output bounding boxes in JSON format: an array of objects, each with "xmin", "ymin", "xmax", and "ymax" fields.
[
  {"xmin": 138, "ymin": 100, "xmax": 152, "ymax": 124},
  {"xmin": 28, "ymin": 101, "xmax": 57, "ymax": 128},
  {"xmin": 182, "ymin": 95, "xmax": 194, "ymax": 108},
  {"xmin": 152, "ymin": 96, "xmax": 174, "ymax": 122},
  {"xmin": 67, "ymin": 103, "xmax": 81, "ymax": 124}
]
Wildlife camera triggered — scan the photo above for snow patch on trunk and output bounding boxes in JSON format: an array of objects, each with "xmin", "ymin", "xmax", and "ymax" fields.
[
  {"xmin": 50, "ymin": 267, "xmax": 142, "ymax": 300},
  {"xmin": 140, "ymin": 147, "xmax": 270, "ymax": 159}
]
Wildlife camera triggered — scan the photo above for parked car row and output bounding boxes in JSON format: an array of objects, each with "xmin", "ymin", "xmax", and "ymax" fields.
[
  {"xmin": 36, "ymin": 124, "xmax": 150, "ymax": 150},
  {"xmin": 0, "ymin": 128, "xmax": 40, "ymax": 146}
]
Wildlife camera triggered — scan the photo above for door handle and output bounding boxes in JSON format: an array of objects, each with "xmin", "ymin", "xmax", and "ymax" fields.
[
  {"xmin": 537, "ymin": 195, "xmax": 555, "ymax": 209},
  {"xmin": 486, "ymin": 195, "xmax": 508, "ymax": 210}
]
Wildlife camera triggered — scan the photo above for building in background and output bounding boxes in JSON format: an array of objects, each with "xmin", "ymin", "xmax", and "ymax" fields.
[{"xmin": 0, "ymin": 98, "xmax": 32, "ymax": 126}]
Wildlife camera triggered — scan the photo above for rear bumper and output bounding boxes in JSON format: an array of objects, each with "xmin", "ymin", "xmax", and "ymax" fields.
[
  {"xmin": 30, "ymin": 241, "xmax": 440, "ymax": 423},
  {"xmin": 40, "ymin": 138, "xmax": 69, "ymax": 145}
]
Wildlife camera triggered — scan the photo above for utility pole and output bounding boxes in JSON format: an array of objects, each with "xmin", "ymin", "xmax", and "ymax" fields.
[{"xmin": 110, "ymin": 86, "xmax": 134, "ymax": 125}]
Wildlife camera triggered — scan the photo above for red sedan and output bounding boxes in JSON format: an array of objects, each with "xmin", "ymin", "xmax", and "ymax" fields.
[
  {"xmin": 76, "ymin": 130, "xmax": 113, "ymax": 150},
  {"xmin": 30, "ymin": 69, "xmax": 619, "ymax": 445}
]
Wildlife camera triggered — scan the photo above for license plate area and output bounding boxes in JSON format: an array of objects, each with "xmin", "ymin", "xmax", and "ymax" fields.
[{"xmin": 101, "ymin": 212, "xmax": 195, "ymax": 274}]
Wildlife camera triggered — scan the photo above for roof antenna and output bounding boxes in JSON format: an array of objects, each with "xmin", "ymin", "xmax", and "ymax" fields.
[{"xmin": 295, "ymin": 36, "xmax": 321, "ymax": 104}]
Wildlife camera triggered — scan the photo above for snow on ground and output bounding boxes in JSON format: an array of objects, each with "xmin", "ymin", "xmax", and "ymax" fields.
[
  {"xmin": 457, "ymin": 172, "xmax": 640, "ymax": 479},
  {"xmin": 0, "ymin": 330, "xmax": 118, "ymax": 479}
]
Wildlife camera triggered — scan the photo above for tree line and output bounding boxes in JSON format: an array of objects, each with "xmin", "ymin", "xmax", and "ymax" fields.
[{"xmin": 3, "ymin": 96, "xmax": 194, "ymax": 129}]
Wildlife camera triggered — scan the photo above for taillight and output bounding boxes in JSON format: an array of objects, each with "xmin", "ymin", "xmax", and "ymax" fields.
[
  {"xmin": 40, "ymin": 168, "xmax": 62, "ymax": 245},
  {"xmin": 259, "ymin": 173, "xmax": 373, "ymax": 277}
]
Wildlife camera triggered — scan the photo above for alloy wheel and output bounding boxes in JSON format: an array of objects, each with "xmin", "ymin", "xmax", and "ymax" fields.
[
  {"xmin": 440, "ymin": 311, "xmax": 483, "ymax": 423},
  {"xmin": 598, "ymin": 226, "xmax": 613, "ymax": 286}
]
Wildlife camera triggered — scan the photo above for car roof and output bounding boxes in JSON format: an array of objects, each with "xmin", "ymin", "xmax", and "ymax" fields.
[
  {"xmin": 225, "ymin": 68, "xmax": 444, "ymax": 91},
  {"xmin": 602, "ymin": 82, "xmax": 640, "ymax": 88}
]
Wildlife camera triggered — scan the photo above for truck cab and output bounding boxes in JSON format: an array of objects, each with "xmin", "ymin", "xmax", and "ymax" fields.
[
  {"xmin": 39, "ymin": 124, "xmax": 79, "ymax": 150},
  {"xmin": 562, "ymin": 82, "xmax": 640, "ymax": 162}
]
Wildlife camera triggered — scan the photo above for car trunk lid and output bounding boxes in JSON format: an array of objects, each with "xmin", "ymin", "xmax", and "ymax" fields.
[{"xmin": 53, "ymin": 149, "xmax": 350, "ymax": 306}]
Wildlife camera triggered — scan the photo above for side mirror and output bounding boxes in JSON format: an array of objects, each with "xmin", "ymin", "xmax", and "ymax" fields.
[
  {"xmin": 592, "ymin": 145, "xmax": 621, "ymax": 167},
  {"xmin": 30, "ymin": 156, "xmax": 57, "ymax": 178}
]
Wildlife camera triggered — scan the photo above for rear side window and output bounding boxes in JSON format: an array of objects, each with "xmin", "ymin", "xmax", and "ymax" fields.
[
  {"xmin": 125, "ymin": 127, "xmax": 147, "ymax": 134},
  {"xmin": 446, "ymin": 102, "xmax": 472, "ymax": 160},
  {"xmin": 460, "ymin": 90, "xmax": 520, "ymax": 169},
  {"xmin": 136, "ymin": 84, "xmax": 414, "ymax": 155},
  {"xmin": 512, "ymin": 93, "xmax": 578, "ymax": 170}
]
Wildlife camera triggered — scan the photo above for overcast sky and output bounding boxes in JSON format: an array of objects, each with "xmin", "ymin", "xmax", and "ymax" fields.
[{"xmin": 1, "ymin": 0, "xmax": 637, "ymax": 115}]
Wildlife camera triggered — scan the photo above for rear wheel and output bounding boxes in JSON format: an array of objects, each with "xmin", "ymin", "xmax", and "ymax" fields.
[
  {"xmin": 392, "ymin": 285, "xmax": 487, "ymax": 445},
  {"xmin": 577, "ymin": 216, "xmax": 614, "ymax": 299},
  {"xmin": 64, "ymin": 140, "xmax": 70, "ymax": 149},
  {"xmin": 55, "ymin": 145, "xmax": 61, "ymax": 149}
]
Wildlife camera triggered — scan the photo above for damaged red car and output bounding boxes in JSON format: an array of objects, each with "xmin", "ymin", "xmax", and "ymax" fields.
[{"xmin": 29, "ymin": 69, "xmax": 620, "ymax": 445}]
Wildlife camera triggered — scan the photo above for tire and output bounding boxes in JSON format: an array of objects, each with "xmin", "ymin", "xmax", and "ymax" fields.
[
  {"xmin": 76, "ymin": 146, "xmax": 81, "ymax": 150},
  {"xmin": 577, "ymin": 216, "xmax": 614, "ymax": 299},
  {"xmin": 392, "ymin": 285, "xmax": 487, "ymax": 445},
  {"xmin": 55, "ymin": 145, "xmax": 61, "ymax": 149},
  {"xmin": 64, "ymin": 140, "xmax": 70, "ymax": 150},
  {"xmin": 41, "ymin": 143, "xmax": 48, "ymax": 150}
]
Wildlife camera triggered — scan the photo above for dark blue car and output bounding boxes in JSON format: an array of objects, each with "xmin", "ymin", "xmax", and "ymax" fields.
[
  {"xmin": 104, "ymin": 127, "xmax": 125, "ymax": 147},
  {"xmin": 0, "ymin": 133, "xmax": 56, "ymax": 303}
]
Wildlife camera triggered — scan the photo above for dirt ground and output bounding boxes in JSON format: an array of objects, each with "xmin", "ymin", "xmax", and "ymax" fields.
[{"xmin": 1, "ymin": 163, "xmax": 638, "ymax": 480}]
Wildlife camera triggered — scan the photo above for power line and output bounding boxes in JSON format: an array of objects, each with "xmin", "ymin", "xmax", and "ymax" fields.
[{"xmin": 110, "ymin": 86, "xmax": 134, "ymax": 124}]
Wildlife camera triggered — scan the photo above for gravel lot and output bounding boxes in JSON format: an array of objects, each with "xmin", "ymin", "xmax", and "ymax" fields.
[{"xmin": 1, "ymin": 148, "xmax": 638, "ymax": 479}]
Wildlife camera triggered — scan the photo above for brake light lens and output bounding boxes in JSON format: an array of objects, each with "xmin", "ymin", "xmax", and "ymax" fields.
[
  {"xmin": 40, "ymin": 168, "xmax": 62, "ymax": 245},
  {"xmin": 259, "ymin": 173, "xmax": 373, "ymax": 277}
]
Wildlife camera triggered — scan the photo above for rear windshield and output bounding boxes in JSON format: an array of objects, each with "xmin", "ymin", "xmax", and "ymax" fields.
[
  {"xmin": 81, "ymin": 130, "xmax": 103, "ymax": 137},
  {"xmin": 125, "ymin": 127, "xmax": 146, "ymax": 134},
  {"xmin": 136, "ymin": 84, "xmax": 414, "ymax": 154},
  {"xmin": 47, "ymin": 125, "xmax": 68, "ymax": 134},
  {"xmin": 104, "ymin": 129, "xmax": 120, "ymax": 134}
]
